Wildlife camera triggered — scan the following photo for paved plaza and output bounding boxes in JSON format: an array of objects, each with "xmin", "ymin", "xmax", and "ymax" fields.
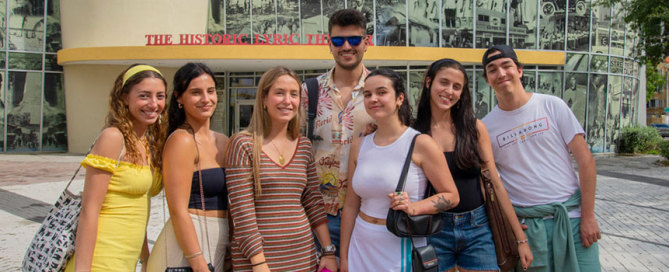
[{"xmin": 1, "ymin": 153, "xmax": 668, "ymax": 271}]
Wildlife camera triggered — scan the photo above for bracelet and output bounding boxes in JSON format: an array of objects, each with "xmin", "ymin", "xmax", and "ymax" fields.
[
  {"xmin": 185, "ymin": 251, "xmax": 203, "ymax": 259},
  {"xmin": 252, "ymin": 261, "xmax": 266, "ymax": 267},
  {"xmin": 517, "ymin": 239, "xmax": 528, "ymax": 244},
  {"xmin": 139, "ymin": 256, "xmax": 149, "ymax": 265}
]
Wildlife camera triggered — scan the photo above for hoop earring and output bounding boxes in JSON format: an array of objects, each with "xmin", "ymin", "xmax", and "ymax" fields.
[{"xmin": 178, "ymin": 103, "xmax": 183, "ymax": 109}]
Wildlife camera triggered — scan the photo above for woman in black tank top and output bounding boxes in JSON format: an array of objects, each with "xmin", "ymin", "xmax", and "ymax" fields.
[
  {"xmin": 412, "ymin": 59, "xmax": 533, "ymax": 271},
  {"xmin": 147, "ymin": 63, "xmax": 230, "ymax": 272}
]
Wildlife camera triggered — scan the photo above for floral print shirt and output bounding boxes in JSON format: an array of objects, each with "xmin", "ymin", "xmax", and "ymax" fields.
[{"xmin": 300, "ymin": 66, "xmax": 374, "ymax": 216}]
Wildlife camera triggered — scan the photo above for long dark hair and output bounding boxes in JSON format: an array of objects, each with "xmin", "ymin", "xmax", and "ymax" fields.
[
  {"xmin": 412, "ymin": 59, "xmax": 481, "ymax": 169},
  {"xmin": 167, "ymin": 62, "xmax": 217, "ymax": 136},
  {"xmin": 365, "ymin": 68, "xmax": 412, "ymax": 126}
]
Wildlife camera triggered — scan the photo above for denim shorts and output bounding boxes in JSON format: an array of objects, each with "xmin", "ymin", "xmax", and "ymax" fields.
[{"xmin": 428, "ymin": 205, "xmax": 499, "ymax": 271}]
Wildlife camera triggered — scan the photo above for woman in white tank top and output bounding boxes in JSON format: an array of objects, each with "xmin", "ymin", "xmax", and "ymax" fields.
[{"xmin": 339, "ymin": 68, "xmax": 460, "ymax": 272}]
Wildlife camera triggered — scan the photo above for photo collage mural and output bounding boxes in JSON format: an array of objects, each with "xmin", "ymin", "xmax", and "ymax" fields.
[{"xmin": 1, "ymin": 0, "xmax": 65, "ymax": 152}]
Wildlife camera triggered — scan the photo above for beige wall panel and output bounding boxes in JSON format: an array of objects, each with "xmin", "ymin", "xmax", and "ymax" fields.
[
  {"xmin": 65, "ymin": 65, "xmax": 177, "ymax": 154},
  {"xmin": 61, "ymin": 0, "xmax": 208, "ymax": 48}
]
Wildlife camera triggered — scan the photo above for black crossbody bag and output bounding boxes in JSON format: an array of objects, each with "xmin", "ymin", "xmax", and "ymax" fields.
[{"xmin": 385, "ymin": 134, "xmax": 440, "ymax": 272}]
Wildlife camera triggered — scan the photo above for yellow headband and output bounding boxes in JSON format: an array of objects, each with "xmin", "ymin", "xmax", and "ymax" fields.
[{"xmin": 122, "ymin": 65, "xmax": 162, "ymax": 87}]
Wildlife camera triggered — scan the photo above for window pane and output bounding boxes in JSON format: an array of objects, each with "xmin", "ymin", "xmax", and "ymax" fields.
[
  {"xmin": 623, "ymin": 59, "xmax": 633, "ymax": 75},
  {"xmin": 563, "ymin": 73, "xmax": 586, "ymax": 128},
  {"xmin": 9, "ymin": 52, "xmax": 42, "ymax": 70},
  {"xmin": 610, "ymin": 56, "xmax": 623, "ymax": 74},
  {"xmin": 227, "ymin": 0, "xmax": 251, "ymax": 44},
  {"xmin": 0, "ymin": 71, "xmax": 5, "ymax": 151},
  {"xmin": 349, "ymin": 0, "xmax": 375, "ymax": 38},
  {"xmin": 587, "ymin": 73, "xmax": 606, "ymax": 152},
  {"xmin": 408, "ymin": 70, "xmax": 423, "ymax": 115},
  {"xmin": 609, "ymin": 2, "xmax": 624, "ymax": 56},
  {"xmin": 409, "ymin": 0, "xmax": 439, "ymax": 47},
  {"xmin": 277, "ymin": 0, "xmax": 300, "ymax": 42},
  {"xmin": 45, "ymin": 54, "xmax": 62, "ymax": 71},
  {"xmin": 539, "ymin": 0, "xmax": 565, "ymax": 50},
  {"xmin": 209, "ymin": 0, "xmax": 225, "ymax": 35},
  {"xmin": 589, "ymin": 54, "xmax": 608, "ymax": 73},
  {"xmin": 624, "ymin": 22, "xmax": 635, "ymax": 58},
  {"xmin": 376, "ymin": 0, "xmax": 407, "ymax": 46},
  {"xmin": 211, "ymin": 76, "xmax": 227, "ymax": 135},
  {"xmin": 6, "ymin": 71, "xmax": 42, "ymax": 151},
  {"xmin": 0, "ymin": 52, "xmax": 5, "ymax": 68},
  {"xmin": 606, "ymin": 75, "xmax": 622, "ymax": 152},
  {"xmin": 0, "ymin": 0, "xmax": 6, "ymax": 50},
  {"xmin": 301, "ymin": 0, "xmax": 323, "ymax": 44},
  {"xmin": 566, "ymin": 0, "xmax": 590, "ymax": 51},
  {"xmin": 42, "ymin": 73, "xmax": 67, "ymax": 151},
  {"xmin": 590, "ymin": 5, "xmax": 610, "ymax": 54},
  {"xmin": 475, "ymin": 71, "xmax": 492, "ymax": 119},
  {"xmin": 8, "ymin": 0, "xmax": 44, "ymax": 52},
  {"xmin": 476, "ymin": 0, "xmax": 508, "ymax": 48},
  {"xmin": 537, "ymin": 71, "xmax": 562, "ymax": 97},
  {"xmin": 253, "ymin": 0, "xmax": 276, "ymax": 44},
  {"xmin": 46, "ymin": 0, "xmax": 62, "ymax": 52},
  {"xmin": 323, "ymin": 0, "xmax": 345, "ymax": 34},
  {"xmin": 522, "ymin": 68, "xmax": 536, "ymax": 93},
  {"xmin": 565, "ymin": 53, "xmax": 588, "ymax": 71},
  {"xmin": 442, "ymin": 0, "xmax": 474, "ymax": 48},
  {"xmin": 510, "ymin": 0, "xmax": 538, "ymax": 49},
  {"xmin": 620, "ymin": 77, "xmax": 633, "ymax": 129}
]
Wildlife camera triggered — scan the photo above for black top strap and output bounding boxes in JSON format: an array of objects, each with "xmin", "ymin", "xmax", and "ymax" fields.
[
  {"xmin": 305, "ymin": 77, "xmax": 320, "ymax": 141},
  {"xmin": 394, "ymin": 134, "xmax": 420, "ymax": 193}
]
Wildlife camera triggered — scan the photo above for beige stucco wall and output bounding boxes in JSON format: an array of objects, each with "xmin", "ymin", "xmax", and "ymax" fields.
[
  {"xmin": 64, "ymin": 65, "xmax": 178, "ymax": 154},
  {"xmin": 60, "ymin": 0, "xmax": 203, "ymax": 153},
  {"xmin": 60, "ymin": 0, "xmax": 208, "ymax": 48}
]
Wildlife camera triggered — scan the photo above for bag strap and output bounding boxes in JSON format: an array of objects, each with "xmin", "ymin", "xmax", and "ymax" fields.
[
  {"xmin": 394, "ymin": 134, "xmax": 420, "ymax": 193},
  {"xmin": 161, "ymin": 129, "xmax": 213, "ymax": 266},
  {"xmin": 305, "ymin": 77, "xmax": 319, "ymax": 141},
  {"xmin": 65, "ymin": 128, "xmax": 125, "ymax": 191},
  {"xmin": 191, "ymin": 131, "xmax": 213, "ymax": 264}
]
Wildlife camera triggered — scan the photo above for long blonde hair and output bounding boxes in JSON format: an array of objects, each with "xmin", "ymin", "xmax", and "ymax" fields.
[
  {"xmin": 229, "ymin": 66, "xmax": 302, "ymax": 198},
  {"xmin": 105, "ymin": 64, "xmax": 168, "ymax": 168}
]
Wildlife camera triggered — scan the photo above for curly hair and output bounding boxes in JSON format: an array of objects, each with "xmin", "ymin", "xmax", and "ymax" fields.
[{"xmin": 105, "ymin": 64, "xmax": 168, "ymax": 169}]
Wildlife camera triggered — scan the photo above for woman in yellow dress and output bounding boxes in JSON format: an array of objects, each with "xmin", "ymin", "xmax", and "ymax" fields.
[{"xmin": 65, "ymin": 64, "xmax": 167, "ymax": 272}]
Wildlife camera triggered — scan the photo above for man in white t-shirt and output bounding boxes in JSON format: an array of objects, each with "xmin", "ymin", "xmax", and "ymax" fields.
[{"xmin": 480, "ymin": 45, "xmax": 601, "ymax": 272}]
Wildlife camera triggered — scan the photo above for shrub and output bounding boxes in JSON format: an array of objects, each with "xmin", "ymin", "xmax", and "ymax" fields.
[
  {"xmin": 658, "ymin": 140, "xmax": 669, "ymax": 160},
  {"xmin": 618, "ymin": 125, "xmax": 663, "ymax": 154}
]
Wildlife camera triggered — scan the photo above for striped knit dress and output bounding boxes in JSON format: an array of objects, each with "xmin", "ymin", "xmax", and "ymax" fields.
[{"xmin": 225, "ymin": 133, "xmax": 328, "ymax": 272}]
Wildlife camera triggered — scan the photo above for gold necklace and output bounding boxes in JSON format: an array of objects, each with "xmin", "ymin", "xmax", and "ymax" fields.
[{"xmin": 269, "ymin": 137, "xmax": 287, "ymax": 165}]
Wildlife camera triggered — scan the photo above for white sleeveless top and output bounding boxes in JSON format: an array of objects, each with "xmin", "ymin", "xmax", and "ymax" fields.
[{"xmin": 352, "ymin": 127, "xmax": 428, "ymax": 219}]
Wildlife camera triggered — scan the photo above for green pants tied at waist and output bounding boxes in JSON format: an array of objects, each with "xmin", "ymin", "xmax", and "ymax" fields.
[{"xmin": 514, "ymin": 189, "xmax": 582, "ymax": 272}]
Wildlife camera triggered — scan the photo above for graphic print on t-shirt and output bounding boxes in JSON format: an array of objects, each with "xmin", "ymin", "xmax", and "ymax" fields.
[{"xmin": 496, "ymin": 117, "xmax": 550, "ymax": 148}]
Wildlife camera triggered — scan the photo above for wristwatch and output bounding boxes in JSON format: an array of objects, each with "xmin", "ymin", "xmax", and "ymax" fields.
[{"xmin": 320, "ymin": 244, "xmax": 336, "ymax": 256}]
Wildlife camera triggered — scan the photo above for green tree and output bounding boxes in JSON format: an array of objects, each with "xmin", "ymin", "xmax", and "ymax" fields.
[
  {"xmin": 646, "ymin": 62, "xmax": 667, "ymax": 102},
  {"xmin": 596, "ymin": 0, "xmax": 668, "ymax": 66}
]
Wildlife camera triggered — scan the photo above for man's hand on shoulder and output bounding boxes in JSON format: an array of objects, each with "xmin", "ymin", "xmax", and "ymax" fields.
[{"xmin": 579, "ymin": 214, "xmax": 601, "ymax": 247}]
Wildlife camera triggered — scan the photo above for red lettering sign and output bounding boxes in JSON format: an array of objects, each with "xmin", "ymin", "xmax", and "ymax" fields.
[{"xmin": 145, "ymin": 34, "xmax": 375, "ymax": 46}]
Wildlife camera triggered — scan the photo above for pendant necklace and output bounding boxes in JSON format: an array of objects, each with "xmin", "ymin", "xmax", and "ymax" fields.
[{"xmin": 270, "ymin": 137, "xmax": 287, "ymax": 165}]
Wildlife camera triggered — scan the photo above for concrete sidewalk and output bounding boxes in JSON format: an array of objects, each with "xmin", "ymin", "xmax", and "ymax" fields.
[{"xmin": 1, "ymin": 153, "xmax": 668, "ymax": 271}]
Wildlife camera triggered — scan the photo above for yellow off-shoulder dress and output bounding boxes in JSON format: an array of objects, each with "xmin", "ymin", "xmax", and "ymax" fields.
[{"xmin": 65, "ymin": 154, "xmax": 162, "ymax": 272}]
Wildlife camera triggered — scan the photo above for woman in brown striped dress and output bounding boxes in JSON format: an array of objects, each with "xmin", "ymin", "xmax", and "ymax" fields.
[{"xmin": 224, "ymin": 66, "xmax": 338, "ymax": 272}]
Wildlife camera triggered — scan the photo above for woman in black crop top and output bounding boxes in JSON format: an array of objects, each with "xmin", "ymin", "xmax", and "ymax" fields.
[
  {"xmin": 147, "ymin": 63, "xmax": 230, "ymax": 272},
  {"xmin": 412, "ymin": 59, "xmax": 533, "ymax": 272}
]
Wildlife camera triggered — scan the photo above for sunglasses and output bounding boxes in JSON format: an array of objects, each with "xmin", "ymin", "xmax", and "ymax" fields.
[{"xmin": 330, "ymin": 36, "xmax": 364, "ymax": 47}]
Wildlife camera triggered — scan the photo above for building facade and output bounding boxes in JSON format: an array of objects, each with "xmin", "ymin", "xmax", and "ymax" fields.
[
  {"xmin": 647, "ymin": 59, "xmax": 669, "ymax": 125},
  {"xmin": 0, "ymin": 0, "xmax": 645, "ymax": 154}
]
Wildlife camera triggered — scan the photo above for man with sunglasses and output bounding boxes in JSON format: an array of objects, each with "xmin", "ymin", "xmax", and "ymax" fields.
[{"xmin": 300, "ymin": 8, "xmax": 374, "ymax": 263}]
